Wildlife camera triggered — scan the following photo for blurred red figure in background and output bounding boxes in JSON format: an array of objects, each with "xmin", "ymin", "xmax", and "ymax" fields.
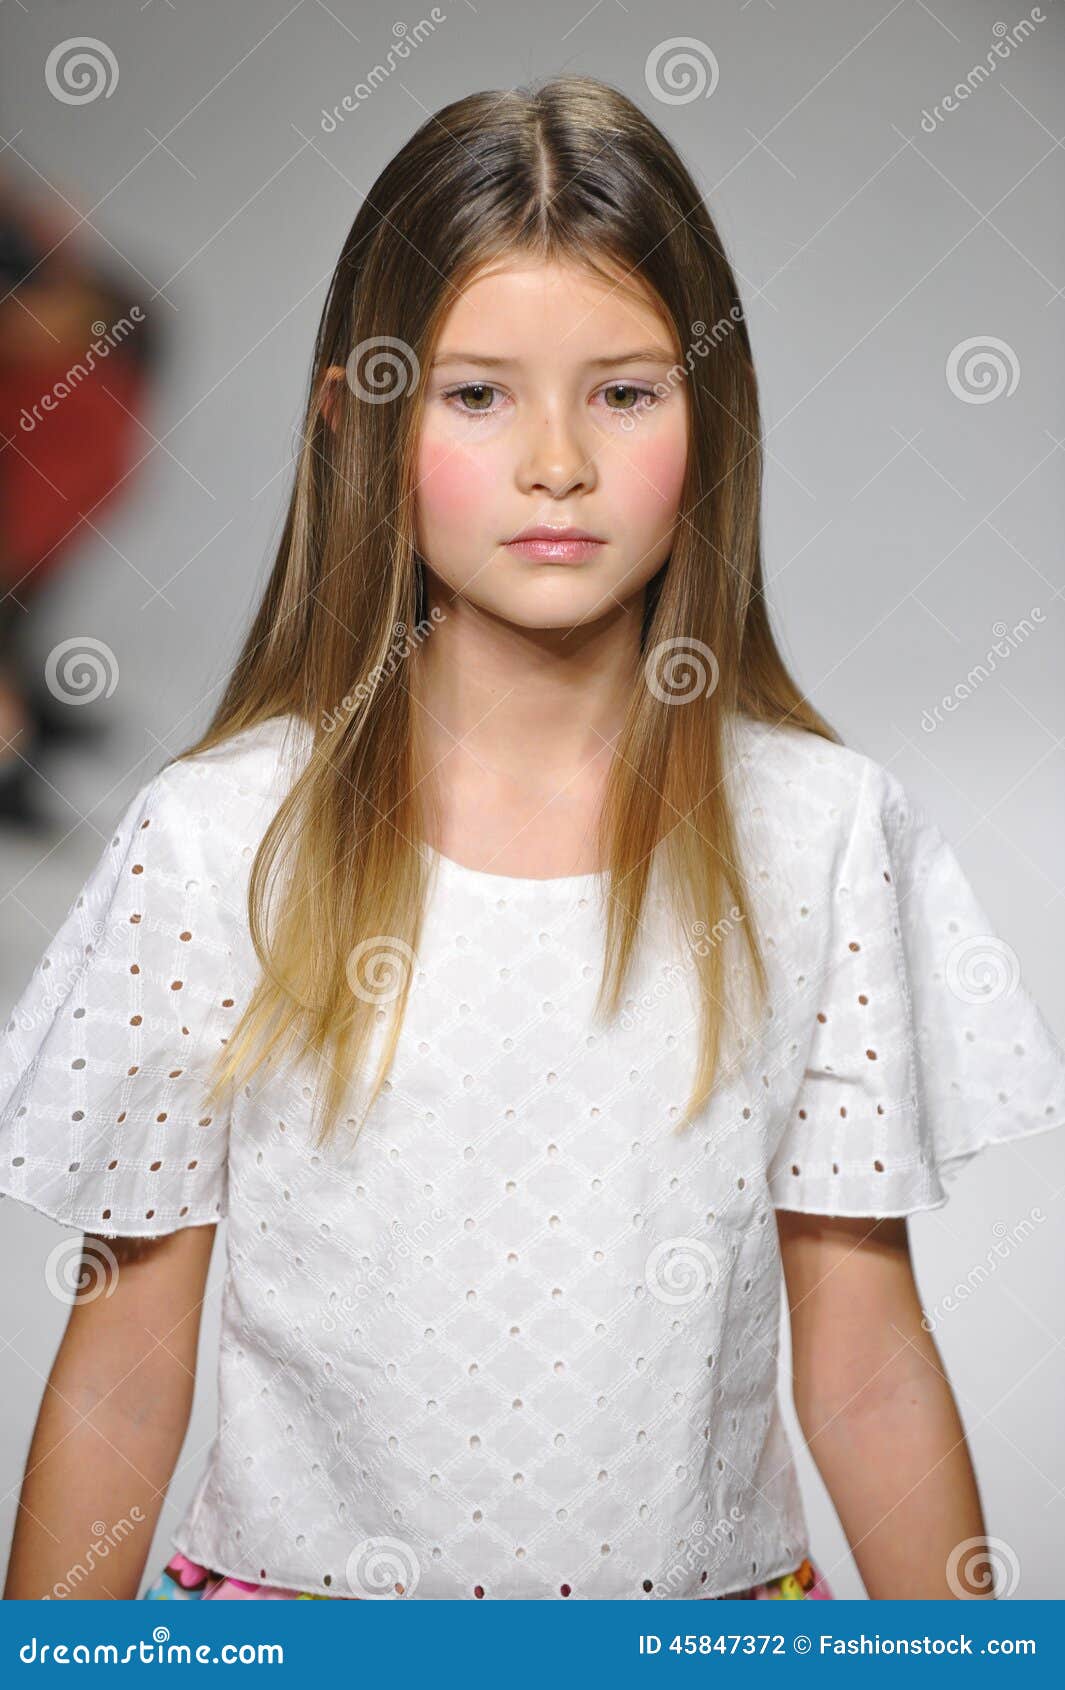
[{"xmin": 0, "ymin": 170, "xmax": 165, "ymax": 829}]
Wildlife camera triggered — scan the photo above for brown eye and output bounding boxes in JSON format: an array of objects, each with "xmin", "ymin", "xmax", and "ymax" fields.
[{"xmin": 455, "ymin": 383, "xmax": 496, "ymax": 412}]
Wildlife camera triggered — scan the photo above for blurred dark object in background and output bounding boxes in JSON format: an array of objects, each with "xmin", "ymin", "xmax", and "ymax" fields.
[{"xmin": 0, "ymin": 169, "xmax": 167, "ymax": 831}]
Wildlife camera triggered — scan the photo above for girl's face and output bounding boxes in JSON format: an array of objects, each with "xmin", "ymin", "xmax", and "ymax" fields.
[{"xmin": 412, "ymin": 258, "xmax": 689, "ymax": 630}]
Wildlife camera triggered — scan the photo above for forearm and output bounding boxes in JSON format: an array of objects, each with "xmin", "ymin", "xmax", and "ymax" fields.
[
  {"xmin": 5, "ymin": 1328, "xmax": 195, "ymax": 1599},
  {"xmin": 797, "ymin": 1329, "xmax": 991, "ymax": 1599}
]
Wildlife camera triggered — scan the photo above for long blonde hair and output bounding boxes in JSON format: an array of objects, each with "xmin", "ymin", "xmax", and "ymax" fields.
[{"xmin": 171, "ymin": 74, "xmax": 840, "ymax": 1149}]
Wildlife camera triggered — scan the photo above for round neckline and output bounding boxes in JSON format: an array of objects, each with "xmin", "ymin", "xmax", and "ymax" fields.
[{"xmin": 422, "ymin": 842, "xmax": 606, "ymax": 894}]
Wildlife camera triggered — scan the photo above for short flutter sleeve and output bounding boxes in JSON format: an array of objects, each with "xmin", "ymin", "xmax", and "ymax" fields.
[
  {"xmin": 768, "ymin": 757, "xmax": 1065, "ymax": 1217},
  {"xmin": 0, "ymin": 769, "xmax": 233, "ymax": 1236}
]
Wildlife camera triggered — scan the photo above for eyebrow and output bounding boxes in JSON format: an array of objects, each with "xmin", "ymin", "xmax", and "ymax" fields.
[{"xmin": 431, "ymin": 347, "xmax": 675, "ymax": 369}]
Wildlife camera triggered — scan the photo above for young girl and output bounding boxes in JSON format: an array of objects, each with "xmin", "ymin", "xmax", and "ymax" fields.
[{"xmin": 2, "ymin": 75, "xmax": 1062, "ymax": 1605}]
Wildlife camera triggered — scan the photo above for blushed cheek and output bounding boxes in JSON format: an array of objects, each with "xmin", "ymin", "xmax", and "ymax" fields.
[
  {"xmin": 623, "ymin": 435, "xmax": 688, "ymax": 521},
  {"xmin": 416, "ymin": 437, "xmax": 495, "ymax": 533}
]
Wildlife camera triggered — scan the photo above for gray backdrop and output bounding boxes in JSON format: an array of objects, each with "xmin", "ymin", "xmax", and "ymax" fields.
[{"xmin": 1, "ymin": 0, "xmax": 1062, "ymax": 1600}]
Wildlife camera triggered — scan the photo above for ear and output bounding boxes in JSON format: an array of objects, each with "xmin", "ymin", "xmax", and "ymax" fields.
[{"xmin": 318, "ymin": 364, "xmax": 348, "ymax": 432}]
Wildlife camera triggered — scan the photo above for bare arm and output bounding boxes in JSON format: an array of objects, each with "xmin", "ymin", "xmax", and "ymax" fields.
[
  {"xmin": 777, "ymin": 1209, "xmax": 994, "ymax": 1600},
  {"xmin": 4, "ymin": 1223, "xmax": 217, "ymax": 1600}
]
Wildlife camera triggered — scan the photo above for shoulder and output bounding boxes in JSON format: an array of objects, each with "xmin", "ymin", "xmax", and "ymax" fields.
[
  {"xmin": 90, "ymin": 714, "xmax": 314, "ymax": 922},
  {"xmin": 725, "ymin": 713, "xmax": 921, "ymax": 862},
  {"xmin": 144, "ymin": 712, "xmax": 314, "ymax": 826},
  {"xmin": 725, "ymin": 709, "xmax": 882, "ymax": 814}
]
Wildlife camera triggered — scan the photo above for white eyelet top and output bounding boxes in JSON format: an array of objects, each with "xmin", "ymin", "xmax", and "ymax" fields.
[{"xmin": 2, "ymin": 711, "xmax": 1063, "ymax": 1600}]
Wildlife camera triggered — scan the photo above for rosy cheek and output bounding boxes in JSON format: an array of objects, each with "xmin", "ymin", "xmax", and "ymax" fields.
[
  {"xmin": 416, "ymin": 437, "xmax": 494, "ymax": 528},
  {"xmin": 616, "ymin": 435, "xmax": 688, "ymax": 516}
]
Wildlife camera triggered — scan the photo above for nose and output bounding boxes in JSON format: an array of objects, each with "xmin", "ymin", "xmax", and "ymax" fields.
[{"xmin": 516, "ymin": 404, "xmax": 597, "ymax": 499}]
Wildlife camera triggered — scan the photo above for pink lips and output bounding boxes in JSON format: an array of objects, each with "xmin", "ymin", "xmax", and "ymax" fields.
[{"xmin": 503, "ymin": 525, "xmax": 606, "ymax": 563}]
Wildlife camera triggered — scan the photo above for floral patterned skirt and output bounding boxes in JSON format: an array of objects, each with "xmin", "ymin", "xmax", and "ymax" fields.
[{"xmin": 143, "ymin": 1549, "xmax": 833, "ymax": 1602}]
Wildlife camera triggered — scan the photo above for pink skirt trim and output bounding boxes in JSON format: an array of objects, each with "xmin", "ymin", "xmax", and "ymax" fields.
[{"xmin": 143, "ymin": 1549, "xmax": 833, "ymax": 1602}]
